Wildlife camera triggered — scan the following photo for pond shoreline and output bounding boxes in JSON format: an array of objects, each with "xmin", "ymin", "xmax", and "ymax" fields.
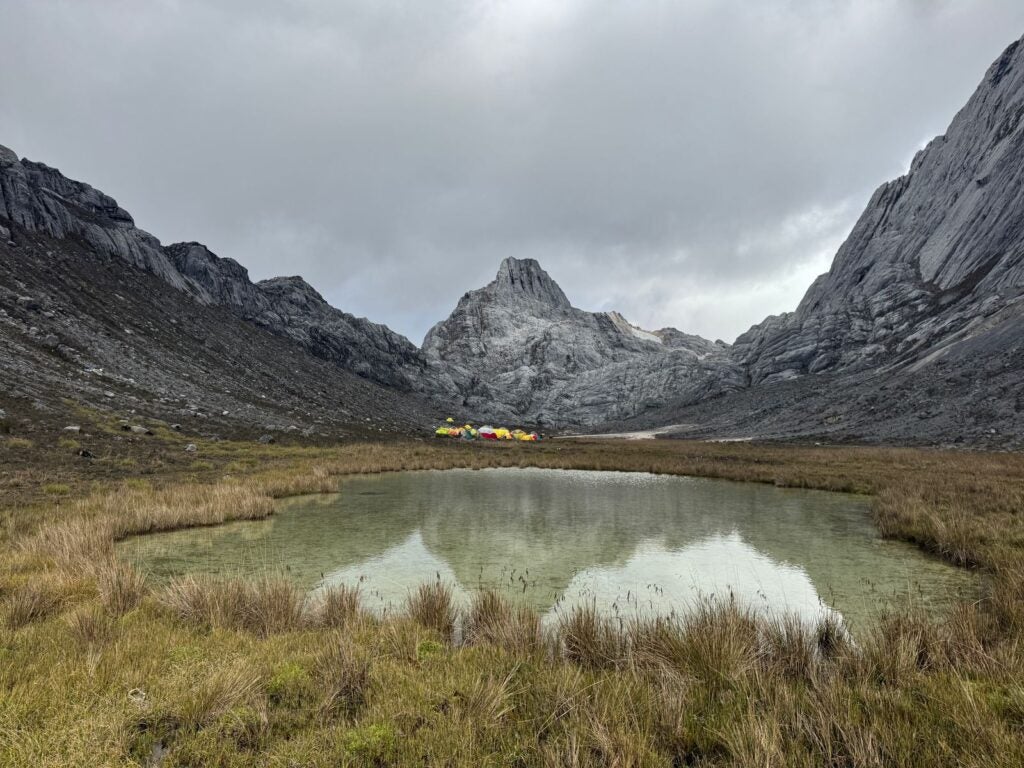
[
  {"xmin": 5, "ymin": 439, "xmax": 1024, "ymax": 765},
  {"xmin": 117, "ymin": 467, "xmax": 975, "ymax": 631}
]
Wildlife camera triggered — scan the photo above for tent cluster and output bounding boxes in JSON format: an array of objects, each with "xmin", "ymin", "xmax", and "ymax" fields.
[{"xmin": 435, "ymin": 417, "xmax": 541, "ymax": 442}]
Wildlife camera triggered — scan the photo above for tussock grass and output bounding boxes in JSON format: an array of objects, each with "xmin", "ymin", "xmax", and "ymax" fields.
[
  {"xmin": 628, "ymin": 600, "xmax": 760, "ymax": 689},
  {"xmin": 465, "ymin": 589, "xmax": 543, "ymax": 655},
  {"xmin": 176, "ymin": 662, "xmax": 263, "ymax": 731},
  {"xmin": 2, "ymin": 438, "xmax": 1024, "ymax": 764},
  {"xmin": 314, "ymin": 637, "xmax": 372, "ymax": 719},
  {"xmin": 66, "ymin": 604, "xmax": 113, "ymax": 648},
  {"xmin": 4, "ymin": 579, "xmax": 63, "ymax": 628},
  {"xmin": 760, "ymin": 614, "xmax": 834, "ymax": 681},
  {"xmin": 158, "ymin": 574, "xmax": 306, "ymax": 636},
  {"xmin": 95, "ymin": 559, "xmax": 146, "ymax": 616},
  {"xmin": 312, "ymin": 584, "xmax": 363, "ymax": 629},
  {"xmin": 558, "ymin": 604, "xmax": 626, "ymax": 669},
  {"xmin": 405, "ymin": 580, "xmax": 457, "ymax": 640}
]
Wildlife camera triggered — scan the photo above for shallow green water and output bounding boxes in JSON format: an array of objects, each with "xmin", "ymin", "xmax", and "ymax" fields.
[{"xmin": 117, "ymin": 468, "xmax": 975, "ymax": 629}]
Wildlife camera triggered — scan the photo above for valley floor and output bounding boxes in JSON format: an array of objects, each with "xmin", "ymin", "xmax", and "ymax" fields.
[{"xmin": 2, "ymin": 418, "xmax": 1024, "ymax": 766}]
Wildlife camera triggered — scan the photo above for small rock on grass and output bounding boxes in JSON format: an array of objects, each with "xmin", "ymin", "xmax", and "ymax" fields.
[{"xmin": 184, "ymin": 443, "xmax": 197, "ymax": 453}]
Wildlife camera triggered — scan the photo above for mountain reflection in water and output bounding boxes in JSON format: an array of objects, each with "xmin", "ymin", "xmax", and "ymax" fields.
[{"xmin": 117, "ymin": 468, "xmax": 975, "ymax": 629}]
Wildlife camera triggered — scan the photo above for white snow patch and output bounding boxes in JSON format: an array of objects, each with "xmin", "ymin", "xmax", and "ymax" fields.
[{"xmin": 606, "ymin": 311, "xmax": 663, "ymax": 344}]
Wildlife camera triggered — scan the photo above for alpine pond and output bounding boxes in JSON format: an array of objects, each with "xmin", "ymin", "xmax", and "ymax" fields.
[{"xmin": 117, "ymin": 469, "xmax": 975, "ymax": 629}]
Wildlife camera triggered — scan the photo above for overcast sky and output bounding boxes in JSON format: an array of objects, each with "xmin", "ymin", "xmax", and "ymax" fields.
[{"xmin": 2, "ymin": 1, "xmax": 1023, "ymax": 344}]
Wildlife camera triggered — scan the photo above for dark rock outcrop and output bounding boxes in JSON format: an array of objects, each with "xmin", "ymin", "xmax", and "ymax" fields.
[
  {"xmin": 0, "ymin": 145, "xmax": 188, "ymax": 290},
  {"xmin": 0, "ymin": 150, "xmax": 439, "ymax": 393},
  {"xmin": 164, "ymin": 241, "xmax": 439, "ymax": 391}
]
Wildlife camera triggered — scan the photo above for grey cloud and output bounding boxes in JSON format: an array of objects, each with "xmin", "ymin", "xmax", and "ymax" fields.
[{"xmin": 2, "ymin": 0, "xmax": 1023, "ymax": 343}]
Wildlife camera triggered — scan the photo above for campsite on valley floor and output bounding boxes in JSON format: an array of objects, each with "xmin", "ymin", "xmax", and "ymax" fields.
[{"xmin": 435, "ymin": 417, "xmax": 542, "ymax": 441}]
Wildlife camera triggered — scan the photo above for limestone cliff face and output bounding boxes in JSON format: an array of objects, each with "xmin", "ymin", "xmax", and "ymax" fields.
[
  {"xmin": 735, "ymin": 37, "xmax": 1024, "ymax": 385},
  {"xmin": 423, "ymin": 257, "xmax": 741, "ymax": 425}
]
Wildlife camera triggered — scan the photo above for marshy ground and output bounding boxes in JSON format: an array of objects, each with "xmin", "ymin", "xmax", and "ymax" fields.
[{"xmin": 2, "ymin": 413, "xmax": 1024, "ymax": 766}]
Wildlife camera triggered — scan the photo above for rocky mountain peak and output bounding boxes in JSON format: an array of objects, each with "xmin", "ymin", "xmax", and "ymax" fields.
[
  {"xmin": 257, "ymin": 275, "xmax": 327, "ymax": 305},
  {"xmin": 422, "ymin": 254, "xmax": 739, "ymax": 425},
  {"xmin": 735, "ymin": 33, "xmax": 1024, "ymax": 385},
  {"xmin": 492, "ymin": 257, "xmax": 571, "ymax": 309},
  {"xmin": 0, "ymin": 144, "xmax": 18, "ymax": 166}
]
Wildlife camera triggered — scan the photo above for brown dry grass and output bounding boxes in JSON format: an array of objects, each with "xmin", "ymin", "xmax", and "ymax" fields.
[
  {"xmin": 405, "ymin": 580, "xmax": 458, "ymax": 640},
  {"xmin": 158, "ymin": 574, "xmax": 306, "ymax": 637},
  {"xmin": 465, "ymin": 589, "xmax": 543, "ymax": 654},
  {"xmin": 1, "ymin": 437, "xmax": 1023, "ymax": 765}
]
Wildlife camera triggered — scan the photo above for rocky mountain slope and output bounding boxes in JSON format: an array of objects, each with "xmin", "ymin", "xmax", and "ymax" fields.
[
  {"xmin": 425, "ymin": 35, "xmax": 1024, "ymax": 440},
  {"xmin": 4, "ymin": 34, "xmax": 1024, "ymax": 445},
  {"xmin": 734, "ymin": 37, "xmax": 1024, "ymax": 386},
  {"xmin": 0, "ymin": 149, "xmax": 443, "ymax": 438},
  {"xmin": 423, "ymin": 257, "xmax": 741, "ymax": 426},
  {"xmin": 603, "ymin": 36, "xmax": 1024, "ymax": 446},
  {"xmin": 0, "ymin": 148, "xmax": 437, "ymax": 394},
  {"xmin": 0, "ymin": 228, "xmax": 441, "ymax": 441}
]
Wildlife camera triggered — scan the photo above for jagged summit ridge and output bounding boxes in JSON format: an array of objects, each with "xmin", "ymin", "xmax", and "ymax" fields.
[
  {"xmin": 0, "ymin": 153, "xmax": 440, "ymax": 393},
  {"xmin": 493, "ymin": 257, "xmax": 571, "ymax": 309}
]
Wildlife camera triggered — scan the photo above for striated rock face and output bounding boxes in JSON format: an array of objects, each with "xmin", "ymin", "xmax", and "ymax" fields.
[
  {"xmin": 163, "ymin": 241, "xmax": 437, "ymax": 390},
  {"xmin": 736, "ymin": 37, "xmax": 1024, "ymax": 385},
  {"xmin": 0, "ymin": 146, "xmax": 189, "ymax": 290},
  {"xmin": 423, "ymin": 257, "xmax": 742, "ymax": 425},
  {"xmin": 0, "ymin": 151, "xmax": 437, "ymax": 393},
  {"xmin": 0, "ymin": 227, "xmax": 439, "ymax": 439},
  {"xmin": 165, "ymin": 242, "xmax": 267, "ymax": 308},
  {"xmin": 250, "ymin": 275, "xmax": 439, "ymax": 391}
]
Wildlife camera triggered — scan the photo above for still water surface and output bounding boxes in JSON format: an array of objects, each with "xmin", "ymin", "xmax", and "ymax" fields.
[{"xmin": 118, "ymin": 468, "xmax": 975, "ymax": 628}]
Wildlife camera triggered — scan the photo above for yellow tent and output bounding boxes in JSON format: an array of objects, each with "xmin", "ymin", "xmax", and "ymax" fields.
[{"xmin": 446, "ymin": 417, "xmax": 455, "ymax": 423}]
